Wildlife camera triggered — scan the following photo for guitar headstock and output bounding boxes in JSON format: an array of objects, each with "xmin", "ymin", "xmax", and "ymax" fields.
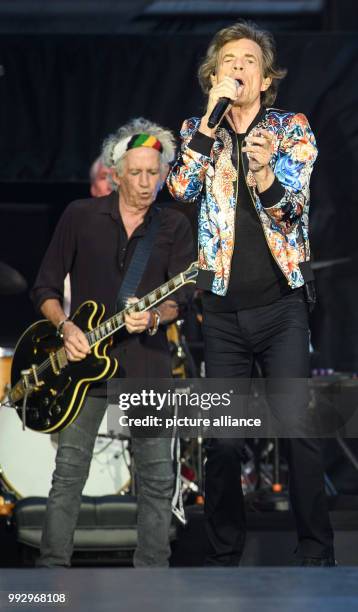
[{"xmin": 183, "ymin": 261, "xmax": 198, "ymax": 284}]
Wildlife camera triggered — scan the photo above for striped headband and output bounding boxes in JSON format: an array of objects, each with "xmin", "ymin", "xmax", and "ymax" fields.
[{"xmin": 112, "ymin": 133, "xmax": 163, "ymax": 164}]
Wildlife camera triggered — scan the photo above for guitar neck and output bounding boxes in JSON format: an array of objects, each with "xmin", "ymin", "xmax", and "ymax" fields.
[
  {"xmin": 7, "ymin": 262, "xmax": 197, "ymax": 407},
  {"xmin": 85, "ymin": 262, "xmax": 198, "ymax": 348}
]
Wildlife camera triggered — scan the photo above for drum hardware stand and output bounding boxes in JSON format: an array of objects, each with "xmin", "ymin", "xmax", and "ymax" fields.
[
  {"xmin": 101, "ymin": 434, "xmax": 135, "ymax": 496},
  {"xmin": 243, "ymin": 438, "xmax": 290, "ymax": 511},
  {"xmin": 244, "ymin": 365, "xmax": 288, "ymax": 508},
  {"xmin": 191, "ymin": 426, "xmax": 205, "ymax": 504},
  {"xmin": 97, "ymin": 431, "xmax": 135, "ymax": 495},
  {"xmin": 272, "ymin": 438, "xmax": 283, "ymax": 493},
  {"xmin": 196, "ymin": 435, "xmax": 204, "ymax": 495},
  {"xmin": 178, "ymin": 320, "xmax": 198, "ymax": 378}
]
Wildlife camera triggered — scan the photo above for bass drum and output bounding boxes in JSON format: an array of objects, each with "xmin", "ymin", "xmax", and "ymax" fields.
[{"xmin": 0, "ymin": 404, "xmax": 130, "ymax": 498}]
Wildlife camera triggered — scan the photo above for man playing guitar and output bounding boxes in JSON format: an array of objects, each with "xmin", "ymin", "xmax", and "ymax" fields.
[{"xmin": 31, "ymin": 118, "xmax": 195, "ymax": 568}]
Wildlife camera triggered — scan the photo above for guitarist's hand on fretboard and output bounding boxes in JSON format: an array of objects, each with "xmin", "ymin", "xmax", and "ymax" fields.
[
  {"xmin": 124, "ymin": 297, "xmax": 153, "ymax": 334},
  {"xmin": 62, "ymin": 321, "xmax": 91, "ymax": 361}
]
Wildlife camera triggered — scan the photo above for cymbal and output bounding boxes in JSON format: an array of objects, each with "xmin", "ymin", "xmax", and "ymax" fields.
[
  {"xmin": 311, "ymin": 257, "xmax": 351, "ymax": 270},
  {"xmin": 0, "ymin": 261, "xmax": 27, "ymax": 295}
]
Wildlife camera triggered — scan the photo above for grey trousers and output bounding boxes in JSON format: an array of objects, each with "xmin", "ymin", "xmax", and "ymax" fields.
[{"xmin": 38, "ymin": 396, "xmax": 174, "ymax": 567}]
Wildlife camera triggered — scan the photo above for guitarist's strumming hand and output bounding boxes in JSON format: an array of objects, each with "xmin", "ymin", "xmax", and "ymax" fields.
[
  {"xmin": 40, "ymin": 298, "xmax": 91, "ymax": 362},
  {"xmin": 62, "ymin": 321, "xmax": 91, "ymax": 361}
]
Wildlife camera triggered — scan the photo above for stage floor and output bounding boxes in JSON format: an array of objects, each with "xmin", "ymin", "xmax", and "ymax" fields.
[{"xmin": 0, "ymin": 567, "xmax": 357, "ymax": 612}]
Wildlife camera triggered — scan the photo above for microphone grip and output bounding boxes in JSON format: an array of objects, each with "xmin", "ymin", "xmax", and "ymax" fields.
[{"xmin": 207, "ymin": 97, "xmax": 231, "ymax": 128}]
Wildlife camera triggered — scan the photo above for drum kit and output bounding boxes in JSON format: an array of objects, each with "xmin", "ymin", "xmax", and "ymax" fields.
[{"xmin": 0, "ymin": 404, "xmax": 131, "ymax": 499}]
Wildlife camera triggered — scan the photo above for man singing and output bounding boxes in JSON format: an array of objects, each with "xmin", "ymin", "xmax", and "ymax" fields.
[{"xmin": 167, "ymin": 21, "xmax": 335, "ymax": 566}]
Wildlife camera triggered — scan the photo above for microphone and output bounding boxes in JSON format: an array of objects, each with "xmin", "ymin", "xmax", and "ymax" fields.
[
  {"xmin": 207, "ymin": 98, "xmax": 231, "ymax": 129},
  {"xmin": 207, "ymin": 79, "xmax": 243, "ymax": 128}
]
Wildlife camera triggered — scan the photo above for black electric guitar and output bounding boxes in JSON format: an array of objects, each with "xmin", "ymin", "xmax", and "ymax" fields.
[{"xmin": 8, "ymin": 262, "xmax": 198, "ymax": 434}]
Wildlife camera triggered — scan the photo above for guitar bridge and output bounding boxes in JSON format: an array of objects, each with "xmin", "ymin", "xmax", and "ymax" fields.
[{"xmin": 31, "ymin": 364, "xmax": 42, "ymax": 387}]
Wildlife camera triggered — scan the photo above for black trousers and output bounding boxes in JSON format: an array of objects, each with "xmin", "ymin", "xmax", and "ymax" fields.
[{"xmin": 202, "ymin": 290, "xmax": 334, "ymax": 565}]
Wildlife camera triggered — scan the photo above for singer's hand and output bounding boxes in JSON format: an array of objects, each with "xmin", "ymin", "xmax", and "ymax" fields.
[
  {"xmin": 200, "ymin": 77, "xmax": 241, "ymax": 137},
  {"xmin": 242, "ymin": 129, "xmax": 275, "ymax": 191}
]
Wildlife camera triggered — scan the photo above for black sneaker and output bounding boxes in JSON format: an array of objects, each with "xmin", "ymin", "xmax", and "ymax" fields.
[{"xmin": 301, "ymin": 557, "xmax": 337, "ymax": 567}]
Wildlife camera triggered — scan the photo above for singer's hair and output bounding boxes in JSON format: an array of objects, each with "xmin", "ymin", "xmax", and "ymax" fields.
[
  {"xmin": 101, "ymin": 117, "xmax": 177, "ymax": 191},
  {"xmin": 198, "ymin": 21, "xmax": 287, "ymax": 107}
]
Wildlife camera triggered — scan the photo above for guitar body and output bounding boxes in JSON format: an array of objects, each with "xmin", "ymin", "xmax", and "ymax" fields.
[
  {"xmin": 9, "ymin": 261, "xmax": 198, "ymax": 434},
  {"xmin": 10, "ymin": 301, "xmax": 118, "ymax": 433}
]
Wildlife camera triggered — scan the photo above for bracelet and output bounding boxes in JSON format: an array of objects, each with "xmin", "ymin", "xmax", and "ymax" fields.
[
  {"xmin": 147, "ymin": 308, "xmax": 161, "ymax": 336},
  {"xmin": 56, "ymin": 318, "xmax": 69, "ymax": 338}
]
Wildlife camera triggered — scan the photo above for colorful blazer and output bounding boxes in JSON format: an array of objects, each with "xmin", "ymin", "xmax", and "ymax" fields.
[{"xmin": 167, "ymin": 107, "xmax": 317, "ymax": 295}]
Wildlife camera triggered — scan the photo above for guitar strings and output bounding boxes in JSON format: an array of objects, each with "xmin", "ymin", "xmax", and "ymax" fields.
[{"xmin": 17, "ymin": 266, "xmax": 197, "ymax": 387}]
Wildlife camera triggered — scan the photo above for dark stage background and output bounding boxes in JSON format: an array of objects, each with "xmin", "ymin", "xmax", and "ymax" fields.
[{"xmin": 1, "ymin": 32, "xmax": 358, "ymax": 370}]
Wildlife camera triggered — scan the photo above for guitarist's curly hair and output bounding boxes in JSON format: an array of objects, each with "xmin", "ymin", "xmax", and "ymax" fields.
[{"xmin": 102, "ymin": 117, "xmax": 177, "ymax": 191}]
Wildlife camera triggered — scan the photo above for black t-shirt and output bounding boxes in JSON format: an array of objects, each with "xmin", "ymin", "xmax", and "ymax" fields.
[{"xmin": 203, "ymin": 129, "xmax": 289, "ymax": 312}]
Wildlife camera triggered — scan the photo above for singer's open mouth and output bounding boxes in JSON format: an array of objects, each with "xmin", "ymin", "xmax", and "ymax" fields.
[{"xmin": 236, "ymin": 78, "xmax": 244, "ymax": 86}]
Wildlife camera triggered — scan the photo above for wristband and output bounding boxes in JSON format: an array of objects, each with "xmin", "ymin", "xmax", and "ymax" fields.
[
  {"xmin": 57, "ymin": 318, "xmax": 69, "ymax": 338},
  {"xmin": 147, "ymin": 308, "xmax": 161, "ymax": 336}
]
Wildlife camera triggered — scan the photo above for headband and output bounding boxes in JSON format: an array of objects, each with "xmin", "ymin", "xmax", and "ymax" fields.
[{"xmin": 112, "ymin": 133, "xmax": 163, "ymax": 164}]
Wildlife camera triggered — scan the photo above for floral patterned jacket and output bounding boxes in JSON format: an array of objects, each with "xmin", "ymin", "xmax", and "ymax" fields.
[{"xmin": 167, "ymin": 107, "xmax": 317, "ymax": 295}]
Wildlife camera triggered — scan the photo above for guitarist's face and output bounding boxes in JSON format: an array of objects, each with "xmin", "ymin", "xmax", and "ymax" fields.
[{"xmin": 113, "ymin": 148, "xmax": 166, "ymax": 212}]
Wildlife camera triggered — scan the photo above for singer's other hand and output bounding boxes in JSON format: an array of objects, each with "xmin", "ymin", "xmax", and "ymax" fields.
[
  {"xmin": 242, "ymin": 129, "xmax": 275, "ymax": 191},
  {"xmin": 200, "ymin": 77, "xmax": 241, "ymax": 137}
]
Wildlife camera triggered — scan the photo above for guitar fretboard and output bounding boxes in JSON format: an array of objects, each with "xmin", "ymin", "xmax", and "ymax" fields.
[
  {"xmin": 8, "ymin": 263, "xmax": 197, "ymax": 404},
  {"xmin": 85, "ymin": 265, "xmax": 197, "ymax": 348}
]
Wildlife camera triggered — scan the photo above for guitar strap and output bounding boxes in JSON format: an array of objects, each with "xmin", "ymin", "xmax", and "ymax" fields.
[{"xmin": 116, "ymin": 206, "xmax": 161, "ymax": 311}]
